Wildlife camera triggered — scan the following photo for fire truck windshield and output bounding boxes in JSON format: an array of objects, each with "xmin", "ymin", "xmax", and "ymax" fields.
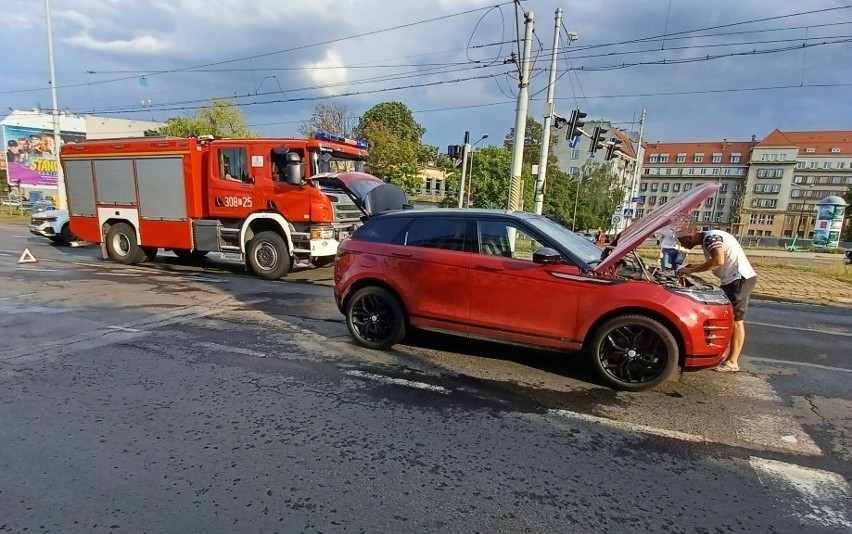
[{"xmin": 315, "ymin": 152, "xmax": 366, "ymax": 174}]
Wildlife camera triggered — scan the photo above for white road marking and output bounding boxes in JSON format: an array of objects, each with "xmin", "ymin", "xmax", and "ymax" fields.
[
  {"xmin": 15, "ymin": 267, "xmax": 58, "ymax": 272},
  {"xmin": 735, "ymin": 414, "xmax": 823, "ymax": 456},
  {"xmin": 748, "ymin": 357, "xmax": 852, "ymax": 374},
  {"xmin": 197, "ymin": 341, "xmax": 266, "ymax": 358},
  {"xmin": 343, "ymin": 370, "xmax": 451, "ymax": 394},
  {"xmin": 748, "ymin": 321, "xmax": 852, "ymax": 338},
  {"xmin": 547, "ymin": 409, "xmax": 708, "ymax": 442},
  {"xmin": 750, "ymin": 457, "xmax": 852, "ymax": 530}
]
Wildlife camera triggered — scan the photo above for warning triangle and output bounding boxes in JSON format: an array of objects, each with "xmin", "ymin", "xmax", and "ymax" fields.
[{"xmin": 18, "ymin": 248, "xmax": 38, "ymax": 264}]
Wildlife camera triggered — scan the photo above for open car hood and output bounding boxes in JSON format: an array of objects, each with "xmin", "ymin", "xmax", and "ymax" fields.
[
  {"xmin": 594, "ymin": 182, "xmax": 721, "ymax": 274},
  {"xmin": 308, "ymin": 171, "xmax": 409, "ymax": 216}
]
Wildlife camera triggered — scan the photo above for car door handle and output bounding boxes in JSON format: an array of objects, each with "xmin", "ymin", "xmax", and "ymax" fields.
[
  {"xmin": 475, "ymin": 264, "xmax": 500, "ymax": 272},
  {"xmin": 391, "ymin": 252, "xmax": 412, "ymax": 258}
]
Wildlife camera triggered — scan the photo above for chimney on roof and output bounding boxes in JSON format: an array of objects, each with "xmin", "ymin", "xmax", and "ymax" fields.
[{"xmin": 751, "ymin": 134, "xmax": 756, "ymax": 143}]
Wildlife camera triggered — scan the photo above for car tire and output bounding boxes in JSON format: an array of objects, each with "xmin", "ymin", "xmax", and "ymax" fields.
[
  {"xmin": 587, "ymin": 314, "xmax": 679, "ymax": 391},
  {"xmin": 247, "ymin": 231, "xmax": 291, "ymax": 280},
  {"xmin": 105, "ymin": 222, "xmax": 146, "ymax": 265},
  {"xmin": 345, "ymin": 286, "xmax": 406, "ymax": 350},
  {"xmin": 312, "ymin": 256, "xmax": 334, "ymax": 268},
  {"xmin": 59, "ymin": 223, "xmax": 76, "ymax": 245}
]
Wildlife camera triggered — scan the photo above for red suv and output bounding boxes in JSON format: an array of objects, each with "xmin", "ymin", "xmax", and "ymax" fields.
[{"xmin": 334, "ymin": 183, "xmax": 733, "ymax": 390}]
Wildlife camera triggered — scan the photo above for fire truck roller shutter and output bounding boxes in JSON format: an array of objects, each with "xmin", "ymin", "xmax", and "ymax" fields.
[{"xmin": 136, "ymin": 157, "xmax": 188, "ymax": 220}]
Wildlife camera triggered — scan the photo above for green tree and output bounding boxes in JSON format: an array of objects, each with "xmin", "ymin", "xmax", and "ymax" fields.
[
  {"xmin": 361, "ymin": 121, "xmax": 423, "ymax": 195},
  {"xmin": 356, "ymin": 102, "xmax": 425, "ymax": 195},
  {"xmin": 298, "ymin": 103, "xmax": 355, "ymax": 138},
  {"xmin": 147, "ymin": 99, "xmax": 257, "ymax": 138},
  {"xmin": 355, "ymin": 101, "xmax": 425, "ymax": 145},
  {"xmin": 570, "ymin": 160, "xmax": 624, "ymax": 231}
]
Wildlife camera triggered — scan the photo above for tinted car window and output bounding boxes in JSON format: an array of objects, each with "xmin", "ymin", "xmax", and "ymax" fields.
[
  {"xmin": 350, "ymin": 217, "xmax": 410, "ymax": 243},
  {"xmin": 478, "ymin": 220, "xmax": 547, "ymax": 261},
  {"xmin": 403, "ymin": 219, "xmax": 467, "ymax": 251}
]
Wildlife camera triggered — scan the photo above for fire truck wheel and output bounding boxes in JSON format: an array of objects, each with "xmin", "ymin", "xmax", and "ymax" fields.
[
  {"xmin": 105, "ymin": 222, "xmax": 146, "ymax": 265},
  {"xmin": 247, "ymin": 231, "xmax": 291, "ymax": 280}
]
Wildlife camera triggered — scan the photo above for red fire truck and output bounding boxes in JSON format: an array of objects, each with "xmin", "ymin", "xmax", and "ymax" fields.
[{"xmin": 61, "ymin": 133, "xmax": 407, "ymax": 279}]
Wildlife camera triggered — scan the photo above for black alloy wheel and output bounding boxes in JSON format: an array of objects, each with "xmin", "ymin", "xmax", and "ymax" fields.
[
  {"xmin": 345, "ymin": 286, "xmax": 406, "ymax": 350},
  {"xmin": 588, "ymin": 315, "xmax": 679, "ymax": 391}
]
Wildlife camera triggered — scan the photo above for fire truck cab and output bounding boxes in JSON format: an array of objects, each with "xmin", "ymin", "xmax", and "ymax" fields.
[{"xmin": 61, "ymin": 132, "xmax": 407, "ymax": 279}]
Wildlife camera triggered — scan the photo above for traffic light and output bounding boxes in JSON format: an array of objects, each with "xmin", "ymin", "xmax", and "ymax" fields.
[
  {"xmin": 447, "ymin": 145, "xmax": 462, "ymax": 159},
  {"xmin": 566, "ymin": 108, "xmax": 587, "ymax": 140},
  {"xmin": 589, "ymin": 126, "xmax": 608, "ymax": 155},
  {"xmin": 605, "ymin": 138, "xmax": 623, "ymax": 161}
]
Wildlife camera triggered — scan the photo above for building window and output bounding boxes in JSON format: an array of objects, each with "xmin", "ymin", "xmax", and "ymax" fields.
[
  {"xmin": 712, "ymin": 168, "xmax": 720, "ymax": 175},
  {"xmin": 712, "ymin": 153, "xmax": 722, "ymax": 163},
  {"xmin": 660, "ymin": 154, "xmax": 669, "ymax": 163},
  {"xmin": 660, "ymin": 196, "xmax": 668, "ymax": 204},
  {"xmin": 837, "ymin": 162, "xmax": 846, "ymax": 169},
  {"xmin": 731, "ymin": 154, "xmax": 741, "ymax": 163},
  {"xmin": 649, "ymin": 196, "xmax": 657, "ymax": 204},
  {"xmin": 677, "ymin": 153, "xmax": 686, "ymax": 163},
  {"xmin": 724, "ymin": 168, "xmax": 731, "ymax": 175},
  {"xmin": 650, "ymin": 183, "xmax": 659, "ymax": 191},
  {"xmin": 733, "ymin": 183, "xmax": 740, "ymax": 192},
  {"xmin": 720, "ymin": 184, "xmax": 728, "ymax": 192},
  {"xmin": 640, "ymin": 183, "xmax": 648, "ymax": 191},
  {"xmin": 673, "ymin": 183, "xmax": 681, "ymax": 192},
  {"xmin": 806, "ymin": 148, "xmax": 816, "ymax": 153},
  {"xmin": 793, "ymin": 175, "xmax": 803, "ymax": 184},
  {"xmin": 570, "ymin": 150, "xmax": 580, "ymax": 160},
  {"xmin": 700, "ymin": 168, "xmax": 707, "ymax": 175},
  {"xmin": 809, "ymin": 162, "xmax": 818, "ymax": 169},
  {"xmin": 705, "ymin": 198, "xmax": 714, "ymax": 207},
  {"xmin": 677, "ymin": 168, "xmax": 684, "ymax": 175},
  {"xmin": 649, "ymin": 154, "xmax": 659, "ymax": 163},
  {"xmin": 684, "ymin": 183, "xmax": 693, "ymax": 191},
  {"xmin": 796, "ymin": 161, "xmax": 806, "ymax": 169},
  {"xmin": 691, "ymin": 210, "xmax": 700, "ymax": 220},
  {"xmin": 718, "ymin": 198, "xmax": 725, "ymax": 207},
  {"xmin": 688, "ymin": 168, "xmax": 695, "ymax": 175},
  {"xmin": 694, "ymin": 154, "xmax": 704, "ymax": 163},
  {"xmin": 831, "ymin": 147, "xmax": 841, "ymax": 153},
  {"xmin": 665, "ymin": 168, "xmax": 672, "ymax": 175},
  {"xmin": 661, "ymin": 183, "xmax": 670, "ymax": 192},
  {"xmin": 637, "ymin": 209, "xmax": 645, "ymax": 217},
  {"xmin": 569, "ymin": 166, "xmax": 579, "ymax": 175}
]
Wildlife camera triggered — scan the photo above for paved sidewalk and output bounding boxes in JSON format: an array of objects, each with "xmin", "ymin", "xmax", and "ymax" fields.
[{"xmin": 747, "ymin": 265, "xmax": 852, "ymax": 306}]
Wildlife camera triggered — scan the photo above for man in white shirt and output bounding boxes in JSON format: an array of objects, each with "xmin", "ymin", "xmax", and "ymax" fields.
[{"xmin": 676, "ymin": 228, "xmax": 758, "ymax": 372}]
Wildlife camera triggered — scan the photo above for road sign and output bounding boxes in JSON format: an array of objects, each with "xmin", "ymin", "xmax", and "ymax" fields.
[
  {"xmin": 611, "ymin": 215, "xmax": 622, "ymax": 226},
  {"xmin": 615, "ymin": 205, "xmax": 623, "ymax": 213},
  {"xmin": 623, "ymin": 208, "xmax": 635, "ymax": 218}
]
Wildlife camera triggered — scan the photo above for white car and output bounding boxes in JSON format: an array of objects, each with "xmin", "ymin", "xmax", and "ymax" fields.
[{"xmin": 29, "ymin": 209, "xmax": 77, "ymax": 244}]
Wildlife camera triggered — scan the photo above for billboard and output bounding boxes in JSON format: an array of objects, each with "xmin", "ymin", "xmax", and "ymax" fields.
[
  {"xmin": 812, "ymin": 201, "xmax": 846, "ymax": 249},
  {"xmin": 3, "ymin": 125, "xmax": 85, "ymax": 188}
]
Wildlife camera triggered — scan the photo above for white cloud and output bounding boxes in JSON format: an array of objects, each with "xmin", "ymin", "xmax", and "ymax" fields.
[
  {"xmin": 304, "ymin": 50, "xmax": 349, "ymax": 95},
  {"xmin": 64, "ymin": 32, "xmax": 168, "ymax": 55}
]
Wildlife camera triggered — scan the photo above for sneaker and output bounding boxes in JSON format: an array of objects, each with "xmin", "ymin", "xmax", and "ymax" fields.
[{"xmin": 714, "ymin": 362, "xmax": 740, "ymax": 372}]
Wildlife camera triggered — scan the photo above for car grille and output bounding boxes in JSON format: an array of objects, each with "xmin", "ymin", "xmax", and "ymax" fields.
[{"xmin": 321, "ymin": 187, "xmax": 363, "ymax": 225}]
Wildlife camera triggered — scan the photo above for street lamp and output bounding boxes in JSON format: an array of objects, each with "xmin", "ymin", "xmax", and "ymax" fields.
[{"xmin": 465, "ymin": 134, "xmax": 488, "ymax": 207}]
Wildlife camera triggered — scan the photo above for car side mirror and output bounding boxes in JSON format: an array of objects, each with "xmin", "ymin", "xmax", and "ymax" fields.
[{"xmin": 532, "ymin": 247, "xmax": 562, "ymax": 265}]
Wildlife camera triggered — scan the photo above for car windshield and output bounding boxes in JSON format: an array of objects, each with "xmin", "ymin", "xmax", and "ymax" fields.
[
  {"xmin": 315, "ymin": 152, "xmax": 366, "ymax": 174},
  {"xmin": 525, "ymin": 216, "xmax": 604, "ymax": 265}
]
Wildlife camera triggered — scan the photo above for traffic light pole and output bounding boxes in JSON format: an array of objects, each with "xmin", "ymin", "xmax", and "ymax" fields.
[
  {"xmin": 507, "ymin": 11, "xmax": 534, "ymax": 212},
  {"xmin": 457, "ymin": 131, "xmax": 471, "ymax": 208},
  {"xmin": 533, "ymin": 8, "xmax": 562, "ymax": 216}
]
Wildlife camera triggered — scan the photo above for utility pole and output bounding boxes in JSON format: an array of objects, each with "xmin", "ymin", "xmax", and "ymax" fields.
[
  {"xmin": 533, "ymin": 8, "xmax": 562, "ymax": 216},
  {"xmin": 45, "ymin": 0, "xmax": 67, "ymax": 210},
  {"xmin": 626, "ymin": 109, "xmax": 646, "ymax": 227},
  {"xmin": 457, "ymin": 131, "xmax": 471, "ymax": 208},
  {"xmin": 507, "ymin": 11, "xmax": 534, "ymax": 212}
]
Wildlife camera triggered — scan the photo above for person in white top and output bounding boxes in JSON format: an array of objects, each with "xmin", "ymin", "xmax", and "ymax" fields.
[
  {"xmin": 676, "ymin": 228, "xmax": 757, "ymax": 372},
  {"xmin": 654, "ymin": 226, "xmax": 686, "ymax": 271}
]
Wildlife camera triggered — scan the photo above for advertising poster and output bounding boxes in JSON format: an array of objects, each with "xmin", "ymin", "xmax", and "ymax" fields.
[
  {"xmin": 3, "ymin": 125, "xmax": 85, "ymax": 188},
  {"xmin": 812, "ymin": 203, "xmax": 846, "ymax": 249}
]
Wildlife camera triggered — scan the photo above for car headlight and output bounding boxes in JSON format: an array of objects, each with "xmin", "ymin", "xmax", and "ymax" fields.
[{"xmin": 667, "ymin": 287, "xmax": 731, "ymax": 305}]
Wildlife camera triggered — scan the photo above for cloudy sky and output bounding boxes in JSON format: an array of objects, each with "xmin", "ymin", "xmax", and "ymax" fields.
[{"xmin": 3, "ymin": 0, "xmax": 851, "ymax": 150}]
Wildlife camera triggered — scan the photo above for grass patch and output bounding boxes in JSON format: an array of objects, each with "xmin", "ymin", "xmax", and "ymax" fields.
[
  {"xmin": 751, "ymin": 261, "xmax": 852, "ymax": 283},
  {"xmin": 0, "ymin": 212, "xmax": 29, "ymax": 222}
]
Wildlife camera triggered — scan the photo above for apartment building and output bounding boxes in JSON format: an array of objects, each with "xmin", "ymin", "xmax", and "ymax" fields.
[
  {"xmin": 414, "ymin": 166, "xmax": 449, "ymax": 207},
  {"xmin": 640, "ymin": 140, "xmax": 755, "ymax": 231},
  {"xmin": 740, "ymin": 130, "xmax": 852, "ymax": 238}
]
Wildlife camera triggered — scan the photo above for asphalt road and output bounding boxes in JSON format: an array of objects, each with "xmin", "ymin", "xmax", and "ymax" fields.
[{"xmin": 1, "ymin": 224, "xmax": 850, "ymax": 532}]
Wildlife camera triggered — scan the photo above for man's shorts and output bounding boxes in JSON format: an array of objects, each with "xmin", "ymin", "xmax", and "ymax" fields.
[{"xmin": 721, "ymin": 276, "xmax": 757, "ymax": 321}]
